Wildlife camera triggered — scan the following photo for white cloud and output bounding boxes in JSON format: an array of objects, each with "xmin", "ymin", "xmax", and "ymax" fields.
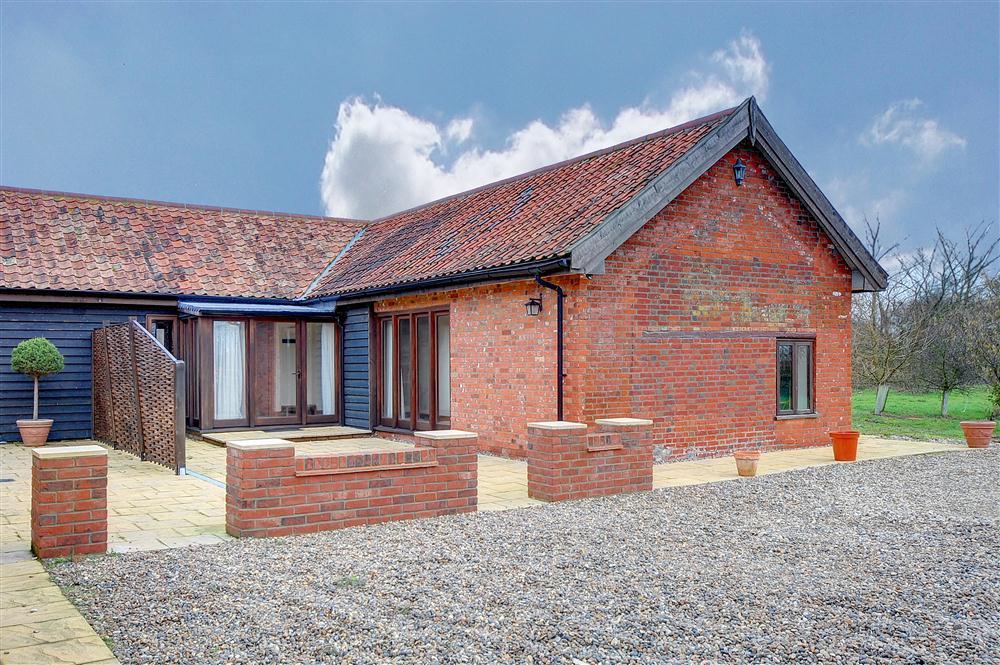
[
  {"xmin": 445, "ymin": 118, "xmax": 473, "ymax": 144},
  {"xmin": 862, "ymin": 99, "xmax": 966, "ymax": 163},
  {"xmin": 319, "ymin": 32, "xmax": 769, "ymax": 219}
]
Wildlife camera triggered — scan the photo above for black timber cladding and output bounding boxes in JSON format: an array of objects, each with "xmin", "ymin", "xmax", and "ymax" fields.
[
  {"xmin": 341, "ymin": 305, "xmax": 371, "ymax": 429},
  {"xmin": 0, "ymin": 302, "xmax": 172, "ymax": 441}
]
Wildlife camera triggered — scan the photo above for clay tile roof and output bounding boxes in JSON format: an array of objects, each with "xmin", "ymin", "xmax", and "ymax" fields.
[
  {"xmin": 0, "ymin": 188, "xmax": 364, "ymax": 299},
  {"xmin": 306, "ymin": 106, "xmax": 736, "ymax": 297}
]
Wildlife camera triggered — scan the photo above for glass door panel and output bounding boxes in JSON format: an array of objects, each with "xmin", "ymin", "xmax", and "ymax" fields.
[
  {"xmin": 213, "ymin": 320, "xmax": 247, "ymax": 425},
  {"xmin": 381, "ymin": 318, "xmax": 394, "ymax": 423},
  {"xmin": 252, "ymin": 321, "xmax": 300, "ymax": 425},
  {"xmin": 436, "ymin": 313, "xmax": 450, "ymax": 422},
  {"xmin": 398, "ymin": 318, "xmax": 412, "ymax": 422},
  {"xmin": 305, "ymin": 322, "xmax": 338, "ymax": 422},
  {"xmin": 416, "ymin": 314, "xmax": 431, "ymax": 427}
]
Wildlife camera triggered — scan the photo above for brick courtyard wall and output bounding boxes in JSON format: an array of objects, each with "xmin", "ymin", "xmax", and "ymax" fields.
[
  {"xmin": 526, "ymin": 418, "xmax": 654, "ymax": 502},
  {"xmin": 569, "ymin": 141, "xmax": 854, "ymax": 460},
  {"xmin": 31, "ymin": 445, "xmax": 108, "ymax": 559},
  {"xmin": 225, "ymin": 432, "xmax": 478, "ymax": 538}
]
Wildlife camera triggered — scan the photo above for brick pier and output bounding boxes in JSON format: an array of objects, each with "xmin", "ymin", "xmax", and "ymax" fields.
[
  {"xmin": 31, "ymin": 445, "xmax": 108, "ymax": 559},
  {"xmin": 526, "ymin": 418, "xmax": 654, "ymax": 502}
]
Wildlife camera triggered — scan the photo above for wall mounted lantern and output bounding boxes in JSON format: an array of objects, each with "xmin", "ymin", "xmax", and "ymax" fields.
[
  {"xmin": 524, "ymin": 297, "xmax": 543, "ymax": 317},
  {"xmin": 733, "ymin": 158, "xmax": 747, "ymax": 187}
]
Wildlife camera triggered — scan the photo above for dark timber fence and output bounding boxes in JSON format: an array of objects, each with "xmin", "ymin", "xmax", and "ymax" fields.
[{"xmin": 91, "ymin": 320, "xmax": 186, "ymax": 474}]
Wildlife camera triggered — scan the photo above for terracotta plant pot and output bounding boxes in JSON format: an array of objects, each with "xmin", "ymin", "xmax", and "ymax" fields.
[
  {"xmin": 16, "ymin": 419, "xmax": 54, "ymax": 447},
  {"xmin": 829, "ymin": 430, "xmax": 859, "ymax": 462},
  {"xmin": 959, "ymin": 421, "xmax": 996, "ymax": 449},
  {"xmin": 734, "ymin": 451, "xmax": 761, "ymax": 477}
]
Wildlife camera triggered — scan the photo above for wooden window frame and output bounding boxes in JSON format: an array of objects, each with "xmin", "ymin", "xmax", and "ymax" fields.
[
  {"xmin": 201, "ymin": 316, "xmax": 342, "ymax": 431},
  {"xmin": 145, "ymin": 315, "xmax": 179, "ymax": 355},
  {"xmin": 376, "ymin": 308, "xmax": 450, "ymax": 432},
  {"xmin": 302, "ymin": 320, "xmax": 342, "ymax": 426},
  {"xmin": 776, "ymin": 337, "xmax": 816, "ymax": 417},
  {"xmin": 207, "ymin": 317, "xmax": 251, "ymax": 429}
]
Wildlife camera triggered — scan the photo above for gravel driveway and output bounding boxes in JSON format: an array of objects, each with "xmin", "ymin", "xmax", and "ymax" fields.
[{"xmin": 51, "ymin": 446, "xmax": 998, "ymax": 664}]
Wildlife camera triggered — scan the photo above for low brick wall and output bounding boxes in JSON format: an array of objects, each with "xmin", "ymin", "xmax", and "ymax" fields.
[
  {"xmin": 526, "ymin": 418, "xmax": 654, "ymax": 502},
  {"xmin": 31, "ymin": 445, "xmax": 108, "ymax": 559},
  {"xmin": 226, "ymin": 432, "xmax": 478, "ymax": 538}
]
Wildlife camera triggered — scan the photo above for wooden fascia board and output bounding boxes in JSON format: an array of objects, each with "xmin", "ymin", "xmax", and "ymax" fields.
[
  {"xmin": 749, "ymin": 103, "xmax": 888, "ymax": 292},
  {"xmin": 567, "ymin": 99, "xmax": 752, "ymax": 275}
]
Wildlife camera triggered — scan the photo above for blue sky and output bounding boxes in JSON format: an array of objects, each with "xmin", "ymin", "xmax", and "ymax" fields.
[{"xmin": 2, "ymin": 2, "xmax": 997, "ymax": 250}]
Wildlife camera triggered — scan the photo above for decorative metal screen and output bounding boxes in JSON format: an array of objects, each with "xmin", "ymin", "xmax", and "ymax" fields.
[{"xmin": 92, "ymin": 321, "xmax": 186, "ymax": 473}]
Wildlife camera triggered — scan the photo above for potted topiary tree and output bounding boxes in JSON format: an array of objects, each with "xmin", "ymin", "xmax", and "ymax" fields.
[{"xmin": 11, "ymin": 337, "xmax": 65, "ymax": 446}]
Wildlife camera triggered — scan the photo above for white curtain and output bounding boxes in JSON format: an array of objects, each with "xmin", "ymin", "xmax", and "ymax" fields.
[
  {"xmin": 319, "ymin": 322, "xmax": 336, "ymax": 415},
  {"xmin": 214, "ymin": 321, "xmax": 246, "ymax": 420}
]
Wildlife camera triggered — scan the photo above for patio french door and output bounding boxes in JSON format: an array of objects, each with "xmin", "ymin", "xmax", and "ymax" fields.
[
  {"xmin": 250, "ymin": 321, "xmax": 342, "ymax": 427},
  {"xmin": 208, "ymin": 318, "xmax": 341, "ymax": 430},
  {"xmin": 251, "ymin": 321, "xmax": 302, "ymax": 426}
]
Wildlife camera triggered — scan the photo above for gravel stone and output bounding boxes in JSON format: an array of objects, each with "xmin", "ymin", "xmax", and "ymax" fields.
[{"xmin": 51, "ymin": 447, "xmax": 999, "ymax": 664}]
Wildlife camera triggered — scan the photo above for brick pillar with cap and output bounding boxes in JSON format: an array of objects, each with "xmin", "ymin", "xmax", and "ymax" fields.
[
  {"xmin": 31, "ymin": 445, "xmax": 109, "ymax": 559},
  {"xmin": 526, "ymin": 418, "xmax": 654, "ymax": 502}
]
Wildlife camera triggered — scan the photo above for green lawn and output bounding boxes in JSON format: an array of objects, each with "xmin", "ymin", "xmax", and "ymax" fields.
[{"xmin": 852, "ymin": 386, "xmax": 994, "ymax": 440}]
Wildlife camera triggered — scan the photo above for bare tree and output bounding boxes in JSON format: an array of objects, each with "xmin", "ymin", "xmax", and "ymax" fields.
[
  {"xmin": 852, "ymin": 216, "xmax": 934, "ymax": 415},
  {"xmin": 965, "ymin": 274, "xmax": 1000, "ymax": 418},
  {"xmin": 913, "ymin": 314, "xmax": 976, "ymax": 416},
  {"xmin": 903, "ymin": 223, "xmax": 1000, "ymax": 416},
  {"xmin": 852, "ymin": 220, "xmax": 997, "ymax": 417}
]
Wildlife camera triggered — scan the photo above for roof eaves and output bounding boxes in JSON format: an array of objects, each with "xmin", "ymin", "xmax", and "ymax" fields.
[{"xmin": 309, "ymin": 255, "xmax": 572, "ymax": 303}]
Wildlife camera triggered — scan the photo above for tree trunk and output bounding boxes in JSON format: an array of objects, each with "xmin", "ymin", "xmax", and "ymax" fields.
[
  {"xmin": 32, "ymin": 377, "xmax": 39, "ymax": 420},
  {"xmin": 941, "ymin": 390, "xmax": 950, "ymax": 418},
  {"xmin": 874, "ymin": 384, "xmax": 890, "ymax": 416}
]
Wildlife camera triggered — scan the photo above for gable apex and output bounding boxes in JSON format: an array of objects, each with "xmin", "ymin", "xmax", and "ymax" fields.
[{"xmin": 568, "ymin": 98, "xmax": 888, "ymax": 292}]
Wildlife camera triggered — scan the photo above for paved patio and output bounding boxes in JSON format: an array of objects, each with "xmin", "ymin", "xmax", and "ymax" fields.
[
  {"xmin": 1, "ymin": 559, "xmax": 118, "ymax": 664},
  {"xmin": 652, "ymin": 437, "xmax": 959, "ymax": 487}
]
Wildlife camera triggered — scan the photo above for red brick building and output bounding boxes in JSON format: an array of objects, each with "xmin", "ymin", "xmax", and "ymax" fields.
[{"xmin": 1, "ymin": 98, "xmax": 886, "ymax": 460}]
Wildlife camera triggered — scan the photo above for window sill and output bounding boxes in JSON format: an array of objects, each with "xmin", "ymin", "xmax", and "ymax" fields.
[{"xmin": 775, "ymin": 412, "xmax": 820, "ymax": 421}]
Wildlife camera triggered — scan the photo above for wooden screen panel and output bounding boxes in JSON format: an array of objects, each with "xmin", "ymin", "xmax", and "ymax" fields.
[
  {"xmin": 91, "ymin": 328, "xmax": 113, "ymax": 441},
  {"xmin": 105, "ymin": 324, "xmax": 142, "ymax": 456},
  {"xmin": 132, "ymin": 323, "xmax": 180, "ymax": 470},
  {"xmin": 90, "ymin": 321, "xmax": 185, "ymax": 473}
]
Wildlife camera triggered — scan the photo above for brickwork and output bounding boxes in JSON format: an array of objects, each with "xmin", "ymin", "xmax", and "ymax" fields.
[
  {"xmin": 569, "ymin": 141, "xmax": 853, "ymax": 459},
  {"xmin": 373, "ymin": 142, "xmax": 852, "ymax": 460},
  {"xmin": 374, "ymin": 283, "xmax": 577, "ymax": 458},
  {"xmin": 226, "ymin": 433, "xmax": 477, "ymax": 538},
  {"xmin": 526, "ymin": 418, "xmax": 654, "ymax": 502},
  {"xmin": 31, "ymin": 445, "xmax": 108, "ymax": 559}
]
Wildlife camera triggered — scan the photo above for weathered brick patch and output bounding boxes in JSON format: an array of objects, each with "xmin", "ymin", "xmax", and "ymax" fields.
[
  {"xmin": 31, "ymin": 445, "xmax": 108, "ymax": 559},
  {"xmin": 226, "ymin": 433, "xmax": 478, "ymax": 538},
  {"xmin": 526, "ymin": 418, "xmax": 654, "ymax": 502}
]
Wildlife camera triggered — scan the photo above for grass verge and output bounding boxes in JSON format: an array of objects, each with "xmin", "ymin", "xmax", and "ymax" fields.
[{"xmin": 852, "ymin": 386, "xmax": 993, "ymax": 440}]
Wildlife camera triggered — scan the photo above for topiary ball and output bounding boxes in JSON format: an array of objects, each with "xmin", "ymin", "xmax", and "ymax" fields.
[{"xmin": 11, "ymin": 337, "xmax": 65, "ymax": 379}]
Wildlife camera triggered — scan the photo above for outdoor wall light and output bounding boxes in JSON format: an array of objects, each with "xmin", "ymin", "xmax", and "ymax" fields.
[
  {"xmin": 524, "ymin": 297, "xmax": 543, "ymax": 317},
  {"xmin": 733, "ymin": 158, "xmax": 747, "ymax": 187}
]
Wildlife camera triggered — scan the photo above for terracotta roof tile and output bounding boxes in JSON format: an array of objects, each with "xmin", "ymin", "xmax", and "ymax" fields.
[
  {"xmin": 308, "ymin": 107, "xmax": 734, "ymax": 297},
  {"xmin": 1, "ymin": 106, "xmax": 737, "ymax": 301},
  {"xmin": 0, "ymin": 189, "xmax": 364, "ymax": 299}
]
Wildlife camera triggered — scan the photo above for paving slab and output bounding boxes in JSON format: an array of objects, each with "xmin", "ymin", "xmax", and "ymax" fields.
[
  {"xmin": 200, "ymin": 425, "xmax": 371, "ymax": 445},
  {"xmin": 653, "ymin": 437, "xmax": 962, "ymax": 488}
]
